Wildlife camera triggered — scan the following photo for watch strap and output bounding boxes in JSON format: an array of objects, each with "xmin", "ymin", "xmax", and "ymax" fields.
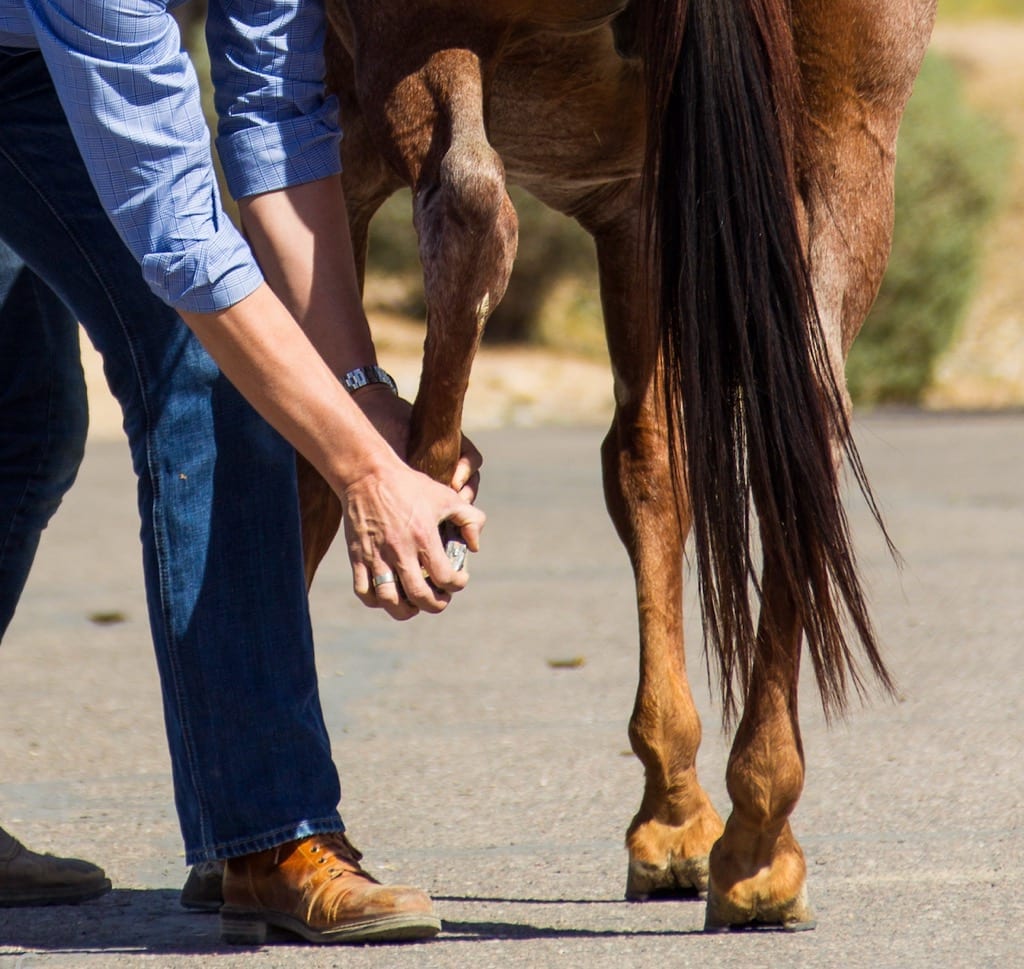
[{"xmin": 342, "ymin": 365, "xmax": 398, "ymax": 395}]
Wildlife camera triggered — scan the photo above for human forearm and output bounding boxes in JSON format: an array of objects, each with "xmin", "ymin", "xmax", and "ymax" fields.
[
  {"xmin": 179, "ymin": 283, "xmax": 484, "ymax": 618},
  {"xmin": 180, "ymin": 282, "xmax": 389, "ymax": 493},
  {"xmin": 237, "ymin": 178, "xmax": 376, "ymax": 378}
]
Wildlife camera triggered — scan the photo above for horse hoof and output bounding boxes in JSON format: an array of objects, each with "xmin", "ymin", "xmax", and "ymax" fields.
[
  {"xmin": 625, "ymin": 855, "xmax": 709, "ymax": 902},
  {"xmin": 703, "ymin": 883, "xmax": 815, "ymax": 932}
]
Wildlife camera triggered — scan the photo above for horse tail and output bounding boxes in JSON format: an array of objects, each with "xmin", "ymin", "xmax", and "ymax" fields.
[{"xmin": 636, "ymin": 0, "xmax": 895, "ymax": 720}]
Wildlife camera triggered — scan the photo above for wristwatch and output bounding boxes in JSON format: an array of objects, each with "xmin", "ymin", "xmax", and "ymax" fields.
[{"xmin": 342, "ymin": 365, "xmax": 398, "ymax": 395}]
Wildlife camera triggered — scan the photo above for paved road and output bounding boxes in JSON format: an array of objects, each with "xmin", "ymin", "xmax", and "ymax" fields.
[{"xmin": 1, "ymin": 412, "xmax": 1022, "ymax": 968}]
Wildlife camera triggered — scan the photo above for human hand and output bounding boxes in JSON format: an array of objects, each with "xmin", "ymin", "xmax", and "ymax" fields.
[
  {"xmin": 353, "ymin": 384, "xmax": 483, "ymax": 501},
  {"xmin": 351, "ymin": 384, "xmax": 412, "ymax": 457},
  {"xmin": 451, "ymin": 435, "xmax": 482, "ymax": 504},
  {"xmin": 341, "ymin": 454, "xmax": 485, "ymax": 621}
]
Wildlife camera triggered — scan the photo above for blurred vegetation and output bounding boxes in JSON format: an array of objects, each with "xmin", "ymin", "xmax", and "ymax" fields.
[
  {"xmin": 374, "ymin": 50, "xmax": 1013, "ymax": 404},
  {"xmin": 938, "ymin": 0, "xmax": 1023, "ymax": 17},
  {"xmin": 846, "ymin": 51, "xmax": 1011, "ymax": 403},
  {"xmin": 178, "ymin": 5, "xmax": 1014, "ymax": 403}
]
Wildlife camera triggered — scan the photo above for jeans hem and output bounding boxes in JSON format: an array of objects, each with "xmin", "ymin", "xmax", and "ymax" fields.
[{"xmin": 186, "ymin": 814, "xmax": 345, "ymax": 865}]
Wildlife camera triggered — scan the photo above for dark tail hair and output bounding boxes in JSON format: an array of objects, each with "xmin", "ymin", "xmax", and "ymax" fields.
[{"xmin": 637, "ymin": 0, "xmax": 896, "ymax": 720}]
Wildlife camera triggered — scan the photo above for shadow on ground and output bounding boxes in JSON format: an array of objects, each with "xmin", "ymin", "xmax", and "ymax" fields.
[
  {"xmin": 0, "ymin": 889, "xmax": 707, "ymax": 954},
  {"xmin": 0, "ymin": 889, "xmax": 224, "ymax": 955}
]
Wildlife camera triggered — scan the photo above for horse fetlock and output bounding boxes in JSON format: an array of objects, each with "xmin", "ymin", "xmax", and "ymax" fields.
[
  {"xmin": 704, "ymin": 822, "xmax": 814, "ymax": 931},
  {"xmin": 407, "ymin": 431, "xmax": 461, "ymax": 484},
  {"xmin": 704, "ymin": 881, "xmax": 815, "ymax": 933},
  {"xmin": 624, "ymin": 808, "xmax": 724, "ymax": 900},
  {"xmin": 626, "ymin": 853, "xmax": 710, "ymax": 902}
]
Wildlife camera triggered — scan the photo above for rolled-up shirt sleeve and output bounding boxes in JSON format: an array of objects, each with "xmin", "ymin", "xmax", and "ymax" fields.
[
  {"xmin": 22, "ymin": 0, "xmax": 264, "ymax": 313},
  {"xmin": 206, "ymin": 0, "xmax": 342, "ymax": 201}
]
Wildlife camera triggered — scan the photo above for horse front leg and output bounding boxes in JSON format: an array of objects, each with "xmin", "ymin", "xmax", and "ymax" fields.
[
  {"xmin": 360, "ymin": 42, "xmax": 516, "ymax": 483},
  {"xmin": 409, "ymin": 55, "xmax": 518, "ymax": 479},
  {"xmin": 588, "ymin": 201, "xmax": 724, "ymax": 900}
]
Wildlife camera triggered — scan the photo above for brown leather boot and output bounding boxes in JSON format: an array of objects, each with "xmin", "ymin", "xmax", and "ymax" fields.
[
  {"xmin": 180, "ymin": 859, "xmax": 225, "ymax": 911},
  {"xmin": 0, "ymin": 826, "xmax": 111, "ymax": 906},
  {"xmin": 220, "ymin": 832, "xmax": 441, "ymax": 944}
]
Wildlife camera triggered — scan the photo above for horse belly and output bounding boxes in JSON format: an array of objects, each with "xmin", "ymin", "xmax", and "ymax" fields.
[
  {"xmin": 488, "ymin": 30, "xmax": 645, "ymax": 199},
  {"xmin": 510, "ymin": 0, "xmax": 630, "ymax": 34}
]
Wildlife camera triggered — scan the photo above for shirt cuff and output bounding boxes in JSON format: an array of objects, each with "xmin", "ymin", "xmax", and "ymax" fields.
[
  {"xmin": 140, "ymin": 220, "xmax": 265, "ymax": 314},
  {"xmin": 217, "ymin": 96, "xmax": 343, "ymax": 200}
]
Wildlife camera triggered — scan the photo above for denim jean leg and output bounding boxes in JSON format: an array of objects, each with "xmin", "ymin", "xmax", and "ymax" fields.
[
  {"xmin": 0, "ymin": 49, "xmax": 343, "ymax": 861},
  {"xmin": 0, "ymin": 242, "xmax": 88, "ymax": 640}
]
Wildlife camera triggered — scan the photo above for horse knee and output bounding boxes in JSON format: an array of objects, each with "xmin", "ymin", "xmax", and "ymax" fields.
[
  {"xmin": 441, "ymin": 141, "xmax": 508, "ymax": 226},
  {"xmin": 416, "ymin": 141, "xmax": 518, "ymax": 296}
]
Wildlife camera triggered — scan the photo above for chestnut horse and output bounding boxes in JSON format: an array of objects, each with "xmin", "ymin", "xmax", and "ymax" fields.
[{"xmin": 302, "ymin": 0, "xmax": 936, "ymax": 931}]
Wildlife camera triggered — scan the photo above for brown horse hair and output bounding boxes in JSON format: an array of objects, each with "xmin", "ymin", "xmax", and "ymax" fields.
[{"xmin": 636, "ymin": 0, "xmax": 897, "ymax": 721}]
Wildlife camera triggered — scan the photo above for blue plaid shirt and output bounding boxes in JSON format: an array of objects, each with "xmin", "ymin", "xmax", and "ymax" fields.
[{"xmin": 0, "ymin": 0, "xmax": 342, "ymax": 312}]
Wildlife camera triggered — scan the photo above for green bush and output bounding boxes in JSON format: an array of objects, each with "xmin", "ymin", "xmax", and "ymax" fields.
[{"xmin": 846, "ymin": 51, "xmax": 1011, "ymax": 404}]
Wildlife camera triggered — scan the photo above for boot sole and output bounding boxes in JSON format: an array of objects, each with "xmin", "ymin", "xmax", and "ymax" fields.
[
  {"xmin": 0, "ymin": 878, "xmax": 112, "ymax": 907},
  {"xmin": 220, "ymin": 905, "xmax": 441, "ymax": 945}
]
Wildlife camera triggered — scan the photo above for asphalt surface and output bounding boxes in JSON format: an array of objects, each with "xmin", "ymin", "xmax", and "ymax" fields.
[{"xmin": 1, "ymin": 411, "xmax": 1022, "ymax": 967}]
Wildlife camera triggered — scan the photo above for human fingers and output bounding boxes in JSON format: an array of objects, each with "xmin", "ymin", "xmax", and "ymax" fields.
[
  {"xmin": 392, "ymin": 562, "xmax": 453, "ymax": 615},
  {"xmin": 456, "ymin": 470, "xmax": 481, "ymax": 504},
  {"xmin": 345, "ymin": 512, "xmax": 420, "ymax": 619},
  {"xmin": 369, "ymin": 567, "xmax": 419, "ymax": 620},
  {"xmin": 345, "ymin": 509, "xmax": 454, "ymax": 615},
  {"xmin": 446, "ymin": 502, "xmax": 486, "ymax": 554},
  {"xmin": 419, "ymin": 503, "xmax": 486, "ymax": 596},
  {"xmin": 342, "ymin": 461, "xmax": 483, "ymax": 616},
  {"xmin": 451, "ymin": 436, "xmax": 483, "ymax": 494},
  {"xmin": 350, "ymin": 551, "xmax": 418, "ymax": 619}
]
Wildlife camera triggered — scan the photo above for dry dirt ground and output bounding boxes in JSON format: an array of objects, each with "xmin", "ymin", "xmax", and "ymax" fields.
[
  {"xmin": 80, "ymin": 304, "xmax": 616, "ymax": 441},
  {"xmin": 81, "ymin": 20, "xmax": 1023, "ymax": 438}
]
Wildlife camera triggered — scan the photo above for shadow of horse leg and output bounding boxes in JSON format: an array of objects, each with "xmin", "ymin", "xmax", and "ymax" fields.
[{"xmin": 586, "ymin": 192, "xmax": 724, "ymax": 900}]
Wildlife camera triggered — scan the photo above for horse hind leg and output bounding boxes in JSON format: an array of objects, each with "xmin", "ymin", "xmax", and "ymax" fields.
[
  {"xmin": 703, "ymin": 562, "xmax": 816, "ymax": 931},
  {"xmin": 702, "ymin": 0, "xmax": 935, "ymax": 931},
  {"xmin": 583, "ymin": 192, "xmax": 724, "ymax": 900}
]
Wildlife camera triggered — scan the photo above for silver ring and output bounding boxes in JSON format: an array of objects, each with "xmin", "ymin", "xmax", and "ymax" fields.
[{"xmin": 372, "ymin": 572, "xmax": 396, "ymax": 589}]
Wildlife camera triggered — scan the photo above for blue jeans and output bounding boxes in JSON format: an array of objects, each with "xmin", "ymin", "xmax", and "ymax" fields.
[{"xmin": 0, "ymin": 48, "xmax": 343, "ymax": 863}]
